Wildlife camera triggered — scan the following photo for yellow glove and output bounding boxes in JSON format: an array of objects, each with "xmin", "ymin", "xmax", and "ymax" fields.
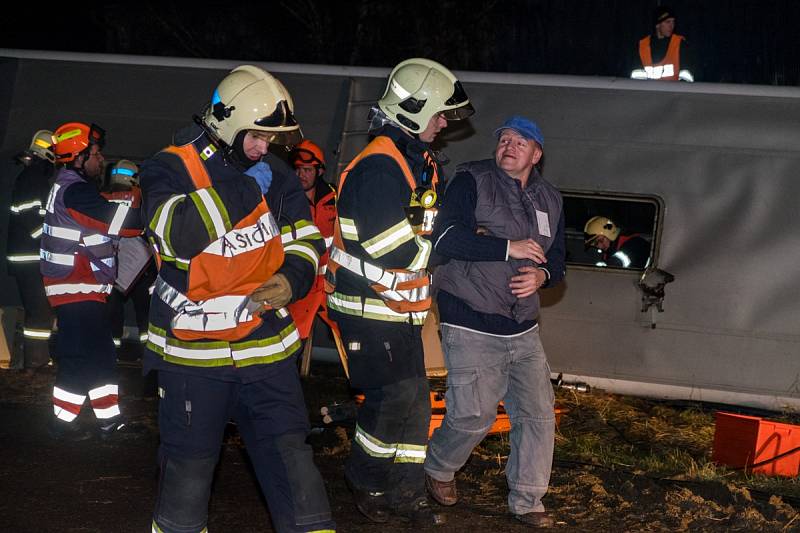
[{"xmin": 251, "ymin": 273, "xmax": 292, "ymax": 309}]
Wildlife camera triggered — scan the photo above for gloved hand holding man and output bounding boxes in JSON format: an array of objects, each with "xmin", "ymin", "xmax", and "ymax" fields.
[{"xmin": 251, "ymin": 273, "xmax": 292, "ymax": 308}]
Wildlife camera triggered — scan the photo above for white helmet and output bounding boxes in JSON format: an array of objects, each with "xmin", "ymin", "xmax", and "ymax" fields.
[
  {"xmin": 584, "ymin": 216, "xmax": 621, "ymax": 245},
  {"xmin": 109, "ymin": 159, "xmax": 139, "ymax": 188},
  {"xmin": 203, "ymin": 65, "xmax": 302, "ymax": 146},
  {"xmin": 378, "ymin": 58, "xmax": 474, "ymax": 133},
  {"xmin": 28, "ymin": 130, "xmax": 57, "ymax": 163}
]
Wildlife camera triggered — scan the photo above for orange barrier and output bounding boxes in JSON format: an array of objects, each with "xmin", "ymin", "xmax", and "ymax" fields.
[{"xmin": 712, "ymin": 412, "xmax": 800, "ymax": 477}]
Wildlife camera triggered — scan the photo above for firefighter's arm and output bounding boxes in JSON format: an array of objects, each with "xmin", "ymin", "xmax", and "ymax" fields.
[
  {"xmin": 267, "ymin": 168, "xmax": 324, "ymax": 303},
  {"xmin": 62, "ymin": 181, "xmax": 143, "ymax": 238},
  {"xmin": 345, "ymin": 157, "xmax": 430, "ymax": 270},
  {"xmin": 139, "ymin": 157, "xmax": 262, "ymax": 260}
]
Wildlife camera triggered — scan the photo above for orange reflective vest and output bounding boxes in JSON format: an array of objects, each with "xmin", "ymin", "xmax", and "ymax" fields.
[
  {"xmin": 327, "ymin": 136, "xmax": 437, "ymax": 314},
  {"xmin": 155, "ymin": 145, "xmax": 285, "ymax": 341},
  {"xmin": 288, "ymin": 182, "xmax": 336, "ymax": 339},
  {"xmin": 638, "ymin": 34, "xmax": 684, "ymax": 81}
]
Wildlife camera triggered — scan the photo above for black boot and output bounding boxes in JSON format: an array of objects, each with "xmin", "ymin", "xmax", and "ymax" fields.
[
  {"xmin": 345, "ymin": 475, "xmax": 390, "ymax": 523},
  {"xmin": 395, "ymin": 497, "xmax": 447, "ymax": 526}
]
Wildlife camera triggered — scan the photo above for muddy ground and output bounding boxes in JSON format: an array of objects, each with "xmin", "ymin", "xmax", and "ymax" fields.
[{"xmin": 1, "ymin": 351, "xmax": 798, "ymax": 532}]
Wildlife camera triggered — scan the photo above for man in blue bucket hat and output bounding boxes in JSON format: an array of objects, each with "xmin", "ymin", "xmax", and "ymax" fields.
[{"xmin": 424, "ymin": 116, "xmax": 565, "ymax": 528}]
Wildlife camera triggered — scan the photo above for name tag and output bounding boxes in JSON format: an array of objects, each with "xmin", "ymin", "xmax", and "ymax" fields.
[{"xmin": 536, "ymin": 209, "xmax": 551, "ymax": 238}]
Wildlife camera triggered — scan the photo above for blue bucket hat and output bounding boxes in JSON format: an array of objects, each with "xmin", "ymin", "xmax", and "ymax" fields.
[{"xmin": 494, "ymin": 116, "xmax": 544, "ymax": 148}]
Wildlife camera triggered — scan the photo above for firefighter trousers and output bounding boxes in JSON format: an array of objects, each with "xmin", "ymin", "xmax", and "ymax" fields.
[
  {"xmin": 152, "ymin": 359, "xmax": 335, "ymax": 533},
  {"xmin": 9, "ymin": 262, "xmax": 53, "ymax": 368},
  {"xmin": 335, "ymin": 315, "xmax": 431, "ymax": 507},
  {"xmin": 52, "ymin": 301, "xmax": 119, "ymax": 423}
]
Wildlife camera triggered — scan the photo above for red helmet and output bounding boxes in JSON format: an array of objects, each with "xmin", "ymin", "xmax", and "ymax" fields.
[
  {"xmin": 53, "ymin": 122, "xmax": 105, "ymax": 163},
  {"xmin": 290, "ymin": 139, "xmax": 325, "ymax": 170}
]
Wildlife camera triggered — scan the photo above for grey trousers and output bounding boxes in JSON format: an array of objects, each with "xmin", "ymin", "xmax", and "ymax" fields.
[{"xmin": 424, "ymin": 324, "xmax": 555, "ymax": 515}]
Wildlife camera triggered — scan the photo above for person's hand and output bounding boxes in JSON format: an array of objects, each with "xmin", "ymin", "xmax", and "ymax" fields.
[
  {"xmin": 509, "ymin": 266, "xmax": 546, "ymax": 298},
  {"xmin": 245, "ymin": 162, "xmax": 273, "ymax": 195},
  {"xmin": 251, "ymin": 273, "xmax": 292, "ymax": 308},
  {"xmin": 508, "ymin": 239, "xmax": 546, "ymax": 263}
]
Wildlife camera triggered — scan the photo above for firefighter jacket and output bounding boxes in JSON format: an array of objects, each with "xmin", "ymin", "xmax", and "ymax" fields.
[
  {"xmin": 40, "ymin": 168, "xmax": 143, "ymax": 307},
  {"xmin": 139, "ymin": 125, "xmax": 325, "ymax": 380},
  {"xmin": 287, "ymin": 178, "xmax": 336, "ymax": 338},
  {"xmin": 6, "ymin": 158, "xmax": 53, "ymax": 267},
  {"xmin": 327, "ymin": 125, "xmax": 441, "ymax": 326},
  {"xmin": 638, "ymin": 34, "xmax": 684, "ymax": 80}
]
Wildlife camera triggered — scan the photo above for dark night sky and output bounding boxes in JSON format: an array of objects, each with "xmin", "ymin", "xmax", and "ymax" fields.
[{"xmin": 2, "ymin": 0, "xmax": 799, "ymax": 86}]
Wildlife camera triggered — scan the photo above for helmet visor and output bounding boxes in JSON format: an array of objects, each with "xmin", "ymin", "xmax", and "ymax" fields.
[
  {"xmin": 254, "ymin": 101, "xmax": 299, "ymax": 129},
  {"xmin": 442, "ymin": 81, "xmax": 474, "ymax": 120}
]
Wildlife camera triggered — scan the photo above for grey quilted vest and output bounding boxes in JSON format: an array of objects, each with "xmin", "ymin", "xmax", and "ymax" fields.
[{"xmin": 434, "ymin": 159, "xmax": 562, "ymax": 323}]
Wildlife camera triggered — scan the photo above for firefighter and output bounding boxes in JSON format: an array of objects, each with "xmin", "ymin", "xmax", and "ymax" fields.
[
  {"xmin": 6, "ymin": 130, "xmax": 57, "ymax": 371},
  {"xmin": 103, "ymin": 160, "xmax": 155, "ymax": 357},
  {"xmin": 139, "ymin": 65, "xmax": 334, "ymax": 533},
  {"xmin": 287, "ymin": 139, "xmax": 337, "ymax": 341},
  {"xmin": 42, "ymin": 122, "xmax": 143, "ymax": 439},
  {"xmin": 584, "ymin": 215, "xmax": 651, "ymax": 269},
  {"xmin": 326, "ymin": 58, "xmax": 474, "ymax": 526}
]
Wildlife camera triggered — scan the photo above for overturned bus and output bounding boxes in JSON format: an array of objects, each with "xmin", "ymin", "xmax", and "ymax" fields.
[{"xmin": 1, "ymin": 49, "xmax": 798, "ymax": 411}]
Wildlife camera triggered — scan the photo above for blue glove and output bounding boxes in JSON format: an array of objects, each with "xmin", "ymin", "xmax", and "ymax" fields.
[{"xmin": 245, "ymin": 162, "xmax": 273, "ymax": 195}]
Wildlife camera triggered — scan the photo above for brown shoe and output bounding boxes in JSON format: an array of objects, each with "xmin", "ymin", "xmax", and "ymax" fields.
[
  {"xmin": 425, "ymin": 472, "xmax": 458, "ymax": 506},
  {"xmin": 514, "ymin": 511, "xmax": 555, "ymax": 528}
]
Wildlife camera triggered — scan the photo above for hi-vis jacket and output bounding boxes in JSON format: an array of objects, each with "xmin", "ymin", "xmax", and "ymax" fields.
[
  {"xmin": 40, "ymin": 168, "xmax": 143, "ymax": 307},
  {"xmin": 287, "ymin": 179, "xmax": 337, "ymax": 339},
  {"xmin": 638, "ymin": 34, "xmax": 685, "ymax": 80},
  {"xmin": 140, "ymin": 125, "xmax": 324, "ymax": 377},
  {"xmin": 326, "ymin": 125, "xmax": 441, "ymax": 326},
  {"xmin": 7, "ymin": 158, "xmax": 53, "ymax": 266}
]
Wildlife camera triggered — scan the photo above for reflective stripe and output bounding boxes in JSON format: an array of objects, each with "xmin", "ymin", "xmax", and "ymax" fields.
[
  {"xmin": 44, "ymin": 223, "xmax": 81, "ymax": 241},
  {"xmin": 643, "ymin": 64, "xmax": 675, "ymax": 79},
  {"xmin": 323, "ymin": 236, "xmax": 334, "ymax": 248},
  {"xmin": 10, "ymin": 200, "xmax": 43, "ymax": 213},
  {"xmin": 281, "ymin": 220, "xmax": 322, "ymax": 243},
  {"xmin": 23, "ymin": 328, "xmax": 51, "ymax": 340},
  {"xmin": 30, "ymin": 225, "xmax": 44, "ymax": 239},
  {"xmin": 146, "ymin": 323, "xmax": 300, "ymax": 367},
  {"xmin": 139, "ymin": 332, "xmax": 149, "ymax": 343},
  {"xmin": 354, "ymin": 424, "xmax": 396, "ymax": 458},
  {"xmin": 191, "ymin": 187, "xmax": 230, "ymax": 240},
  {"xmin": 89, "ymin": 384, "xmax": 119, "ymax": 400},
  {"xmin": 678, "ymin": 69, "xmax": 694, "ymax": 82},
  {"xmin": 7, "ymin": 254, "xmax": 40, "ymax": 263},
  {"xmin": 45, "ymin": 183, "xmax": 60, "ymax": 213},
  {"xmin": 53, "ymin": 386, "xmax": 86, "ymax": 405},
  {"xmin": 90, "ymin": 257, "xmax": 115, "ymax": 272},
  {"xmin": 40, "ymin": 249, "xmax": 75, "ymax": 266},
  {"xmin": 152, "ymin": 194, "xmax": 185, "ymax": 257},
  {"xmin": 54, "ymin": 407, "xmax": 79, "ymax": 422},
  {"xmin": 93, "ymin": 405, "xmax": 121, "ymax": 419},
  {"xmin": 317, "ymin": 263, "xmax": 328, "ymax": 275},
  {"xmin": 107, "ymin": 203, "xmax": 130, "ymax": 236},
  {"xmin": 395, "ymin": 443, "xmax": 426, "ymax": 463},
  {"xmin": 612, "ymin": 251, "xmax": 632, "ymax": 268},
  {"xmin": 82, "ymin": 233, "xmax": 112, "ymax": 246},
  {"xmin": 407, "ymin": 236, "xmax": 432, "ymax": 271},
  {"xmin": 284, "ymin": 241, "xmax": 320, "ymax": 270},
  {"xmin": 327, "ymin": 292, "xmax": 427, "ymax": 324},
  {"xmin": 362, "ymin": 219, "xmax": 415, "ymax": 258},
  {"xmin": 45, "ymin": 282, "xmax": 112, "ymax": 296},
  {"xmin": 113, "ymin": 338, "xmax": 122, "ymax": 347},
  {"xmin": 339, "ymin": 217, "xmax": 359, "ymax": 240},
  {"xmin": 329, "ymin": 247, "xmax": 430, "ymax": 303}
]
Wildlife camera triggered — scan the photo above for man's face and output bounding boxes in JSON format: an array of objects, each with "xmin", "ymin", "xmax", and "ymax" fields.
[
  {"xmin": 295, "ymin": 165, "xmax": 318, "ymax": 191},
  {"xmin": 418, "ymin": 112, "xmax": 448, "ymax": 143},
  {"xmin": 656, "ymin": 17, "xmax": 675, "ymax": 38},
  {"xmin": 593, "ymin": 235, "xmax": 612, "ymax": 251},
  {"xmin": 80, "ymin": 144, "xmax": 104, "ymax": 179},
  {"xmin": 243, "ymin": 131, "xmax": 271, "ymax": 161},
  {"xmin": 495, "ymin": 130, "xmax": 542, "ymax": 180}
]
